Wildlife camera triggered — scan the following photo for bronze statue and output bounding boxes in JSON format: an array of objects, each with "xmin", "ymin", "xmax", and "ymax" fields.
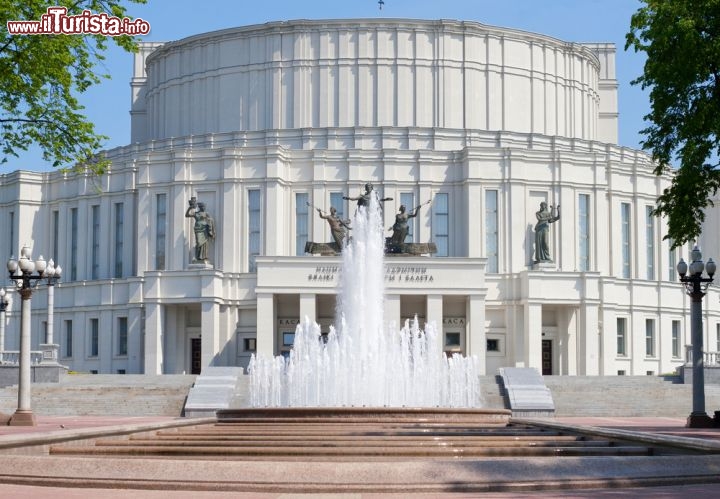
[
  {"xmin": 317, "ymin": 207, "xmax": 351, "ymax": 249},
  {"xmin": 185, "ymin": 197, "xmax": 216, "ymax": 263},
  {"xmin": 343, "ymin": 183, "xmax": 392, "ymax": 210},
  {"xmin": 389, "ymin": 202, "xmax": 428, "ymax": 246},
  {"xmin": 534, "ymin": 202, "xmax": 560, "ymax": 263}
]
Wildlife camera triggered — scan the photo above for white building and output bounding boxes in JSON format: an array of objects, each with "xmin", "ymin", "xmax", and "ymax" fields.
[{"xmin": 1, "ymin": 19, "xmax": 718, "ymax": 377}]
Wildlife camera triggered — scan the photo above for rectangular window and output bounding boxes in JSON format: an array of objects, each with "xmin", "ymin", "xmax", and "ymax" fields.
[
  {"xmin": 645, "ymin": 318, "xmax": 656, "ymax": 357},
  {"xmin": 668, "ymin": 239, "xmax": 677, "ymax": 281},
  {"xmin": 91, "ymin": 205, "xmax": 100, "ymax": 280},
  {"xmin": 248, "ymin": 190, "xmax": 261, "ymax": 272},
  {"xmin": 716, "ymin": 323, "xmax": 720, "ymax": 352},
  {"xmin": 243, "ymin": 338, "xmax": 257, "ymax": 352},
  {"xmin": 90, "ymin": 318, "xmax": 99, "ymax": 357},
  {"xmin": 486, "ymin": 339, "xmax": 499, "ymax": 352},
  {"xmin": 330, "ymin": 192, "xmax": 345, "ymax": 221},
  {"xmin": 672, "ymin": 320, "xmax": 681, "ymax": 358},
  {"xmin": 8, "ymin": 211, "xmax": 14, "ymax": 256},
  {"xmin": 646, "ymin": 206, "xmax": 655, "ymax": 280},
  {"xmin": 434, "ymin": 193, "xmax": 449, "ymax": 257},
  {"xmin": 579, "ymin": 194, "xmax": 590, "ymax": 271},
  {"xmin": 114, "ymin": 203, "xmax": 124, "ymax": 278},
  {"xmin": 52, "ymin": 210, "xmax": 59, "ymax": 263},
  {"xmin": 485, "ymin": 190, "xmax": 498, "ymax": 273},
  {"xmin": 283, "ymin": 332, "xmax": 295, "ymax": 347},
  {"xmin": 70, "ymin": 208, "xmax": 78, "ymax": 281},
  {"xmin": 64, "ymin": 320, "xmax": 73, "ymax": 358},
  {"xmin": 621, "ymin": 203, "xmax": 631, "ymax": 278},
  {"xmin": 400, "ymin": 192, "xmax": 415, "ymax": 243},
  {"xmin": 155, "ymin": 195, "xmax": 166, "ymax": 270},
  {"xmin": 295, "ymin": 193, "xmax": 309, "ymax": 256},
  {"xmin": 117, "ymin": 317, "xmax": 128, "ymax": 356},
  {"xmin": 616, "ymin": 317, "xmax": 627, "ymax": 356}
]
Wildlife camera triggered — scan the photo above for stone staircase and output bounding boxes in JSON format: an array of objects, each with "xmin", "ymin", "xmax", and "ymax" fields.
[
  {"xmin": 544, "ymin": 375, "xmax": 720, "ymax": 417},
  {"xmin": 0, "ymin": 374, "xmax": 196, "ymax": 417}
]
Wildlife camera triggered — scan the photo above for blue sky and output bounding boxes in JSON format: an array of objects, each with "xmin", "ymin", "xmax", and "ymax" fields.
[{"xmin": 5, "ymin": 0, "xmax": 647, "ymax": 172}]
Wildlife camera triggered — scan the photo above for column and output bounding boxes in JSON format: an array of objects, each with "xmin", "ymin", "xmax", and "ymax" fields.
[
  {"xmin": 466, "ymin": 295, "xmax": 486, "ymax": 374},
  {"xmin": 426, "ymin": 294, "xmax": 444, "ymax": 353},
  {"xmin": 579, "ymin": 303, "xmax": 600, "ymax": 375},
  {"xmin": 600, "ymin": 308, "xmax": 616, "ymax": 375},
  {"xmin": 143, "ymin": 303, "xmax": 164, "ymax": 375},
  {"xmin": 564, "ymin": 308, "xmax": 578, "ymax": 375},
  {"xmin": 299, "ymin": 293, "xmax": 317, "ymax": 324},
  {"xmin": 384, "ymin": 294, "xmax": 400, "ymax": 332},
  {"xmin": 523, "ymin": 302, "xmax": 542, "ymax": 370},
  {"xmin": 201, "ymin": 301, "xmax": 220, "ymax": 368},
  {"xmin": 256, "ymin": 293, "xmax": 275, "ymax": 356}
]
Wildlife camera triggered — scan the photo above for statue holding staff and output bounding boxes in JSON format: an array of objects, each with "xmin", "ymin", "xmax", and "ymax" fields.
[
  {"xmin": 343, "ymin": 183, "xmax": 392, "ymax": 211},
  {"xmin": 389, "ymin": 200, "xmax": 431, "ymax": 246}
]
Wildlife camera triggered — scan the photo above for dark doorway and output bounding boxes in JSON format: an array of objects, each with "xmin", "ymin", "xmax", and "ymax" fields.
[
  {"xmin": 191, "ymin": 338, "xmax": 202, "ymax": 375},
  {"xmin": 541, "ymin": 339, "xmax": 552, "ymax": 375}
]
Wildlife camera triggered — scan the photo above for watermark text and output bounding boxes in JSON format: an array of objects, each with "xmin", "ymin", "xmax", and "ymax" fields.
[{"xmin": 6, "ymin": 7, "xmax": 150, "ymax": 36}]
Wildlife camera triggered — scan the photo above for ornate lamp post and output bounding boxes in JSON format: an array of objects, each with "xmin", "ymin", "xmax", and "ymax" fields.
[
  {"xmin": 677, "ymin": 245, "xmax": 716, "ymax": 428},
  {"xmin": 41, "ymin": 259, "xmax": 61, "ymax": 364},
  {"xmin": 0, "ymin": 287, "xmax": 9, "ymax": 357},
  {"xmin": 6, "ymin": 246, "xmax": 47, "ymax": 426}
]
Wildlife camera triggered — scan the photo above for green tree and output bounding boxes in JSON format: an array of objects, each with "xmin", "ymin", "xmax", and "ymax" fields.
[
  {"xmin": 626, "ymin": 0, "xmax": 720, "ymax": 248},
  {"xmin": 0, "ymin": 0, "xmax": 147, "ymax": 173}
]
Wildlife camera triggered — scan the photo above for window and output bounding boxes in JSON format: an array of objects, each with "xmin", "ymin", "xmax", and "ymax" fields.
[
  {"xmin": 486, "ymin": 339, "xmax": 499, "ymax": 352},
  {"xmin": 295, "ymin": 193, "xmax": 309, "ymax": 256},
  {"xmin": 248, "ymin": 190, "xmax": 261, "ymax": 272},
  {"xmin": 578, "ymin": 194, "xmax": 590, "ymax": 271},
  {"xmin": 283, "ymin": 332, "xmax": 295, "ymax": 347},
  {"xmin": 617, "ymin": 370, "xmax": 626, "ymax": 376},
  {"xmin": 155, "ymin": 195, "xmax": 166, "ymax": 270},
  {"xmin": 616, "ymin": 317, "xmax": 627, "ymax": 356},
  {"xmin": 244, "ymin": 338, "xmax": 257, "ymax": 352},
  {"xmin": 434, "ymin": 193, "xmax": 449, "ymax": 257},
  {"xmin": 485, "ymin": 190, "xmax": 498, "ymax": 273},
  {"xmin": 646, "ymin": 206, "xmax": 655, "ymax": 280},
  {"xmin": 114, "ymin": 203, "xmax": 124, "ymax": 277},
  {"xmin": 621, "ymin": 203, "xmax": 631, "ymax": 278},
  {"xmin": 330, "ymin": 192, "xmax": 345, "ymax": 221},
  {"xmin": 672, "ymin": 320, "xmax": 681, "ymax": 358},
  {"xmin": 8, "ymin": 211, "xmax": 14, "ymax": 256},
  {"xmin": 91, "ymin": 205, "xmax": 100, "ymax": 280},
  {"xmin": 668, "ymin": 239, "xmax": 677, "ymax": 282},
  {"xmin": 117, "ymin": 317, "xmax": 128, "ymax": 356},
  {"xmin": 70, "ymin": 208, "xmax": 78, "ymax": 280},
  {"xmin": 716, "ymin": 323, "xmax": 720, "ymax": 352},
  {"xmin": 64, "ymin": 320, "xmax": 73, "ymax": 357},
  {"xmin": 90, "ymin": 319, "xmax": 99, "ymax": 357},
  {"xmin": 445, "ymin": 332, "xmax": 461, "ymax": 347},
  {"xmin": 645, "ymin": 319, "xmax": 655, "ymax": 357},
  {"xmin": 52, "ymin": 210, "xmax": 59, "ymax": 262},
  {"xmin": 400, "ymin": 192, "xmax": 415, "ymax": 243}
]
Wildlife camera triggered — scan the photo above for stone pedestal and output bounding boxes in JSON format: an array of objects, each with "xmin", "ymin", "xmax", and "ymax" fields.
[
  {"xmin": 39, "ymin": 343, "xmax": 59, "ymax": 365},
  {"xmin": 532, "ymin": 261, "xmax": 556, "ymax": 271},
  {"xmin": 8, "ymin": 409, "xmax": 36, "ymax": 426},
  {"xmin": 188, "ymin": 262, "xmax": 213, "ymax": 270}
]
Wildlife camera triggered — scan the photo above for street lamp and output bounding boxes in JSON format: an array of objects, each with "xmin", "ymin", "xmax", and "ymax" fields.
[
  {"xmin": 0, "ymin": 287, "xmax": 9, "ymax": 358},
  {"xmin": 677, "ymin": 244, "xmax": 717, "ymax": 428},
  {"xmin": 6, "ymin": 246, "xmax": 47, "ymax": 426}
]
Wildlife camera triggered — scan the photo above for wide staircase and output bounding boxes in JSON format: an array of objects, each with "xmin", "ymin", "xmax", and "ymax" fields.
[
  {"xmin": 545, "ymin": 375, "xmax": 720, "ymax": 417},
  {"xmin": 0, "ymin": 373, "xmax": 196, "ymax": 416}
]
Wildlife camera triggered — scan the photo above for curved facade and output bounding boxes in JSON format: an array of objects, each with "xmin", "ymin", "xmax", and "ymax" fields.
[{"xmin": 1, "ymin": 19, "xmax": 717, "ymax": 378}]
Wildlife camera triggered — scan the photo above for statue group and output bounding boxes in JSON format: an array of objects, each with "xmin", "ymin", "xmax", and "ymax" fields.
[
  {"xmin": 186, "ymin": 197, "xmax": 216, "ymax": 263},
  {"xmin": 307, "ymin": 183, "xmax": 436, "ymax": 256}
]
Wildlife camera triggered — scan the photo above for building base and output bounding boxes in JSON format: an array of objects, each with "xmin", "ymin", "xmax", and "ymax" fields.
[
  {"xmin": 686, "ymin": 411, "xmax": 715, "ymax": 428},
  {"xmin": 7, "ymin": 409, "xmax": 36, "ymax": 426}
]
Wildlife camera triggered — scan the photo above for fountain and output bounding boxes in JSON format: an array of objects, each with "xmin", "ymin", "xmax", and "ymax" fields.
[{"xmin": 248, "ymin": 193, "xmax": 482, "ymax": 408}]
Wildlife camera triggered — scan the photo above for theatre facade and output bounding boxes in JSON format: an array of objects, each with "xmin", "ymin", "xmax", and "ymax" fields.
[{"xmin": 2, "ymin": 19, "xmax": 718, "ymax": 377}]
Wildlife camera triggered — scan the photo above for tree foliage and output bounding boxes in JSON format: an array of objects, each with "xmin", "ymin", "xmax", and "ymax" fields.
[
  {"xmin": 626, "ymin": 0, "xmax": 720, "ymax": 248},
  {"xmin": 0, "ymin": 0, "xmax": 147, "ymax": 173}
]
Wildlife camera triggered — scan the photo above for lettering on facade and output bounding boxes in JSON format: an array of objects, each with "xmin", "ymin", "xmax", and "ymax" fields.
[
  {"xmin": 443, "ymin": 317, "xmax": 466, "ymax": 327},
  {"xmin": 306, "ymin": 265, "xmax": 435, "ymax": 284},
  {"xmin": 278, "ymin": 318, "xmax": 301, "ymax": 326}
]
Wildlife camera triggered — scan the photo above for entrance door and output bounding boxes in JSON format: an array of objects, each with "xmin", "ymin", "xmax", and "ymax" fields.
[
  {"xmin": 541, "ymin": 340, "xmax": 552, "ymax": 375},
  {"xmin": 191, "ymin": 338, "xmax": 202, "ymax": 375}
]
